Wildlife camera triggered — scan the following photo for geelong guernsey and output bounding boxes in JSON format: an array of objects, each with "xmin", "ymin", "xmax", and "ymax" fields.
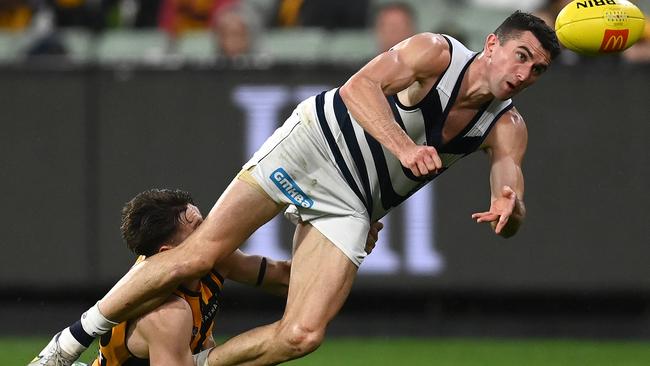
[{"xmin": 314, "ymin": 35, "xmax": 514, "ymax": 222}]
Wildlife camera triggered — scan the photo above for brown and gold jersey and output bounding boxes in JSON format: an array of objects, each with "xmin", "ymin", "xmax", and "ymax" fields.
[{"xmin": 91, "ymin": 268, "xmax": 224, "ymax": 366}]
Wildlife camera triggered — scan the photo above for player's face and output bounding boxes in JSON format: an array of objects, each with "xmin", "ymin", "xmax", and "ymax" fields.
[
  {"xmin": 170, "ymin": 204, "xmax": 203, "ymax": 246},
  {"xmin": 486, "ymin": 31, "xmax": 551, "ymax": 100}
]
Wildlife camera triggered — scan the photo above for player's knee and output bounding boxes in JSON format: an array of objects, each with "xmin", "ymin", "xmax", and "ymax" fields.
[{"xmin": 279, "ymin": 322, "xmax": 324, "ymax": 357}]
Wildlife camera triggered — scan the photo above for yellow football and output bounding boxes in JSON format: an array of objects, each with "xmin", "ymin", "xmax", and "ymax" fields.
[{"xmin": 555, "ymin": 0, "xmax": 646, "ymax": 55}]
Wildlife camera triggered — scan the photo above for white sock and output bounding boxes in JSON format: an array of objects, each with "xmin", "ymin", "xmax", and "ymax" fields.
[
  {"xmin": 81, "ymin": 302, "xmax": 118, "ymax": 337},
  {"xmin": 57, "ymin": 302, "xmax": 117, "ymax": 357},
  {"xmin": 57, "ymin": 328, "xmax": 86, "ymax": 357}
]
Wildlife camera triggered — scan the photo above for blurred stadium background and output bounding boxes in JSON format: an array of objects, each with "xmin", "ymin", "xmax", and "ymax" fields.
[{"xmin": 1, "ymin": 0, "xmax": 649, "ymax": 364}]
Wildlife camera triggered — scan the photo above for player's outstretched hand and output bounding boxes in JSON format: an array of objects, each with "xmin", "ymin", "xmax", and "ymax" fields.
[
  {"xmin": 399, "ymin": 144, "xmax": 442, "ymax": 177},
  {"xmin": 365, "ymin": 221, "xmax": 384, "ymax": 254},
  {"xmin": 471, "ymin": 185, "xmax": 517, "ymax": 235}
]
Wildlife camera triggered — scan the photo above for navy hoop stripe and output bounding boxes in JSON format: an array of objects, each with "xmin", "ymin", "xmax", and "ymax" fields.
[
  {"xmin": 333, "ymin": 90, "xmax": 373, "ymax": 217},
  {"xmin": 315, "ymin": 91, "xmax": 367, "ymax": 211}
]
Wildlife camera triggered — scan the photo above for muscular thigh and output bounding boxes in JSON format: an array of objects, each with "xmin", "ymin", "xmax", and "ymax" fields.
[
  {"xmin": 178, "ymin": 178, "xmax": 284, "ymax": 265},
  {"xmin": 283, "ymin": 223, "xmax": 358, "ymax": 329}
]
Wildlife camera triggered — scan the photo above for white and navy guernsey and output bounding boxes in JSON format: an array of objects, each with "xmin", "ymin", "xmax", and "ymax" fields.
[{"xmin": 314, "ymin": 35, "xmax": 514, "ymax": 222}]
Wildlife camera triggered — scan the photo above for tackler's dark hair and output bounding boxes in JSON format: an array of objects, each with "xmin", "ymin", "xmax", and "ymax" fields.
[{"xmin": 120, "ymin": 188, "xmax": 194, "ymax": 257}]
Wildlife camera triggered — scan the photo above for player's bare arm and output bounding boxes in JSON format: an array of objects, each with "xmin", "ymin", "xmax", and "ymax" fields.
[
  {"xmin": 134, "ymin": 296, "xmax": 195, "ymax": 366},
  {"xmin": 339, "ymin": 33, "xmax": 450, "ymax": 177},
  {"xmin": 218, "ymin": 221, "xmax": 384, "ymax": 295},
  {"xmin": 472, "ymin": 107, "xmax": 527, "ymax": 237},
  {"xmin": 218, "ymin": 250, "xmax": 291, "ymax": 296}
]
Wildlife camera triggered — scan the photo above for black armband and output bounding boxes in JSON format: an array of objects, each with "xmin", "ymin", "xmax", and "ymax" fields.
[{"xmin": 255, "ymin": 257, "xmax": 267, "ymax": 287}]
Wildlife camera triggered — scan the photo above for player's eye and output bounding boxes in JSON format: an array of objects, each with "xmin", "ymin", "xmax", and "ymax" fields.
[
  {"xmin": 532, "ymin": 65, "xmax": 546, "ymax": 75},
  {"xmin": 516, "ymin": 52, "xmax": 526, "ymax": 61}
]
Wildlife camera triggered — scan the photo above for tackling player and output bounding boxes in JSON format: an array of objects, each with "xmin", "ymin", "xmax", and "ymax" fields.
[{"xmin": 30, "ymin": 189, "xmax": 382, "ymax": 365}]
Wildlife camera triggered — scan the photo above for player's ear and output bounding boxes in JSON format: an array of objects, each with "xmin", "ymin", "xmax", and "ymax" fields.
[
  {"xmin": 484, "ymin": 33, "xmax": 498, "ymax": 55},
  {"xmin": 158, "ymin": 244, "xmax": 174, "ymax": 254}
]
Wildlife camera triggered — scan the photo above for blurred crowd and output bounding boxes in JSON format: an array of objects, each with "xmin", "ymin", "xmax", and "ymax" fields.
[{"xmin": 0, "ymin": 0, "xmax": 648, "ymax": 64}]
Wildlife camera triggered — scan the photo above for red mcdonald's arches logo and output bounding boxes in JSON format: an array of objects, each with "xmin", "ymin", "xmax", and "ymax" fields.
[{"xmin": 599, "ymin": 29, "xmax": 629, "ymax": 52}]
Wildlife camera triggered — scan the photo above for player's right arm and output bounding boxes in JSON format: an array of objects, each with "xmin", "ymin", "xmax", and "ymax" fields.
[
  {"xmin": 218, "ymin": 250, "xmax": 291, "ymax": 296},
  {"xmin": 217, "ymin": 222, "xmax": 384, "ymax": 295},
  {"xmin": 339, "ymin": 33, "xmax": 450, "ymax": 177},
  {"xmin": 134, "ymin": 296, "xmax": 195, "ymax": 366},
  {"xmin": 472, "ymin": 108, "xmax": 528, "ymax": 237}
]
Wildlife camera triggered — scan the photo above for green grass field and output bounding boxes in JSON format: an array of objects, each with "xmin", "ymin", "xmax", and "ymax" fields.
[{"xmin": 3, "ymin": 337, "xmax": 650, "ymax": 366}]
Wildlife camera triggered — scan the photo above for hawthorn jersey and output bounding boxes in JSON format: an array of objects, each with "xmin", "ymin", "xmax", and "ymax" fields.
[{"xmin": 91, "ymin": 267, "xmax": 224, "ymax": 366}]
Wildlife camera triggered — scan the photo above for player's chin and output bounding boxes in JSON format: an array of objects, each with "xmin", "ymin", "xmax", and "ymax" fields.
[
  {"xmin": 490, "ymin": 86, "xmax": 512, "ymax": 101},
  {"xmin": 497, "ymin": 85, "xmax": 517, "ymax": 100}
]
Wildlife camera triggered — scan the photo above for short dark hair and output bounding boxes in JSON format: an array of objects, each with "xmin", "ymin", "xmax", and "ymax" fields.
[
  {"xmin": 494, "ymin": 10, "xmax": 561, "ymax": 60},
  {"xmin": 120, "ymin": 189, "xmax": 194, "ymax": 257}
]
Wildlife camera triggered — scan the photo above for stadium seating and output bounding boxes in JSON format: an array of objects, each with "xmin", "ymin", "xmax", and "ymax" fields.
[
  {"xmin": 0, "ymin": 1, "xmax": 540, "ymax": 65},
  {"xmin": 95, "ymin": 30, "xmax": 170, "ymax": 64},
  {"xmin": 321, "ymin": 30, "xmax": 377, "ymax": 64},
  {"xmin": 260, "ymin": 28, "xmax": 327, "ymax": 63},
  {"xmin": 60, "ymin": 28, "xmax": 93, "ymax": 63},
  {"xmin": 451, "ymin": 6, "xmax": 513, "ymax": 50},
  {"xmin": 372, "ymin": 0, "xmax": 451, "ymax": 33},
  {"xmin": 0, "ymin": 32, "xmax": 18, "ymax": 62},
  {"xmin": 0, "ymin": 31, "xmax": 26, "ymax": 63},
  {"xmin": 174, "ymin": 31, "xmax": 217, "ymax": 63}
]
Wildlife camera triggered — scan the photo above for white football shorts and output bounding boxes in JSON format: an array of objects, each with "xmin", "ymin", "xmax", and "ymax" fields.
[{"xmin": 242, "ymin": 96, "xmax": 370, "ymax": 266}]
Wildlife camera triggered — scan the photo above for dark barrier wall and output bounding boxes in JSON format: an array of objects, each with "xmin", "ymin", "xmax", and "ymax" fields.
[{"xmin": 1, "ymin": 64, "xmax": 648, "ymax": 292}]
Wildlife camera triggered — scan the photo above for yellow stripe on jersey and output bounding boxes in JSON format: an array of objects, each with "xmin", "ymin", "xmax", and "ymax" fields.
[
  {"xmin": 91, "ymin": 320, "xmax": 147, "ymax": 366},
  {"xmin": 175, "ymin": 270, "xmax": 224, "ymax": 354}
]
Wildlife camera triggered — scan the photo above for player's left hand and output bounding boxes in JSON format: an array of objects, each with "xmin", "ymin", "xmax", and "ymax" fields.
[
  {"xmin": 471, "ymin": 185, "xmax": 517, "ymax": 235},
  {"xmin": 365, "ymin": 221, "xmax": 384, "ymax": 254}
]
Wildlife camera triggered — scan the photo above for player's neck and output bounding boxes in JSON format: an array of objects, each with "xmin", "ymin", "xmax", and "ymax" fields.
[
  {"xmin": 458, "ymin": 53, "xmax": 494, "ymax": 108},
  {"xmin": 184, "ymin": 278, "xmax": 200, "ymax": 291}
]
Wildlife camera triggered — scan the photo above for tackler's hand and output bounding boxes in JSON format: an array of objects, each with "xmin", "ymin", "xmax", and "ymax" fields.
[
  {"xmin": 399, "ymin": 144, "xmax": 442, "ymax": 177},
  {"xmin": 364, "ymin": 221, "xmax": 384, "ymax": 254},
  {"xmin": 471, "ymin": 185, "xmax": 517, "ymax": 235}
]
